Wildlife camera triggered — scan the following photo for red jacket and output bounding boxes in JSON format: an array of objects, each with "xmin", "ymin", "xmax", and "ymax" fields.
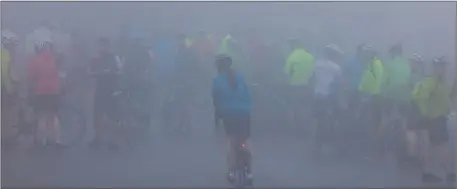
[{"xmin": 28, "ymin": 51, "xmax": 60, "ymax": 95}]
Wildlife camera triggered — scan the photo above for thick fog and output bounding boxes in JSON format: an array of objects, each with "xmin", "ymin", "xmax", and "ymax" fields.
[
  {"xmin": 2, "ymin": 2, "xmax": 456, "ymax": 80},
  {"xmin": 1, "ymin": 2, "xmax": 456, "ymax": 188}
]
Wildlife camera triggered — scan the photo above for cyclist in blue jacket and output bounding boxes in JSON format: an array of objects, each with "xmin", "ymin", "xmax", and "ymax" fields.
[{"xmin": 212, "ymin": 54, "xmax": 252, "ymax": 184}]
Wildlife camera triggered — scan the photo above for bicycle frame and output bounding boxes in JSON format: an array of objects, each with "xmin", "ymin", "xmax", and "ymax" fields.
[{"xmin": 233, "ymin": 140, "xmax": 249, "ymax": 187}]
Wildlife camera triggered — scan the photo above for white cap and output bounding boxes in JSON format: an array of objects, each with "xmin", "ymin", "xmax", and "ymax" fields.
[{"xmin": 1, "ymin": 29, "xmax": 19, "ymax": 42}]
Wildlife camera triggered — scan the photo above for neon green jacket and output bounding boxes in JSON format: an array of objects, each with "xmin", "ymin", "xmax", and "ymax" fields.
[
  {"xmin": 1, "ymin": 47, "xmax": 12, "ymax": 93},
  {"xmin": 218, "ymin": 35, "xmax": 232, "ymax": 55},
  {"xmin": 358, "ymin": 57, "xmax": 384, "ymax": 95},
  {"xmin": 185, "ymin": 37, "xmax": 194, "ymax": 48},
  {"xmin": 383, "ymin": 56, "xmax": 412, "ymax": 102},
  {"xmin": 412, "ymin": 76, "xmax": 451, "ymax": 119},
  {"xmin": 284, "ymin": 48, "xmax": 315, "ymax": 86}
]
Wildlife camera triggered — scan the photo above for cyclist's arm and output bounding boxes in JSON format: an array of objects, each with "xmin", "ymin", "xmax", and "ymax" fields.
[
  {"xmin": 241, "ymin": 76, "xmax": 252, "ymax": 104},
  {"xmin": 284, "ymin": 56, "xmax": 294, "ymax": 76},
  {"xmin": 115, "ymin": 55, "xmax": 125, "ymax": 75},
  {"xmin": 373, "ymin": 59, "xmax": 384, "ymax": 86},
  {"xmin": 335, "ymin": 67, "xmax": 346, "ymax": 105},
  {"xmin": 451, "ymin": 79, "xmax": 457, "ymax": 101},
  {"xmin": 309, "ymin": 63, "xmax": 318, "ymax": 89},
  {"xmin": 88, "ymin": 58, "xmax": 98, "ymax": 76},
  {"xmin": 412, "ymin": 79, "xmax": 433, "ymax": 101},
  {"xmin": 26, "ymin": 59, "xmax": 36, "ymax": 95},
  {"xmin": 212, "ymin": 80, "xmax": 219, "ymax": 108}
]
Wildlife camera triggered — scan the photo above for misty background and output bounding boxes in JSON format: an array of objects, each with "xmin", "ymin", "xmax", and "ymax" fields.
[
  {"xmin": 1, "ymin": 1, "xmax": 456, "ymax": 83},
  {"xmin": 1, "ymin": 2, "xmax": 456, "ymax": 188}
]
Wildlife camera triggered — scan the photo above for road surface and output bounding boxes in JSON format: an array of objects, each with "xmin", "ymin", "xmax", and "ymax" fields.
[
  {"xmin": 1, "ymin": 128, "xmax": 438, "ymax": 188},
  {"xmin": 2, "ymin": 90, "xmax": 454, "ymax": 188}
]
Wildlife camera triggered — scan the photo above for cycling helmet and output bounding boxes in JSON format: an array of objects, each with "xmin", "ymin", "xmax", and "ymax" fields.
[
  {"xmin": 34, "ymin": 38, "xmax": 52, "ymax": 50},
  {"xmin": 359, "ymin": 44, "xmax": 376, "ymax": 62},
  {"xmin": 34, "ymin": 40, "xmax": 46, "ymax": 49},
  {"xmin": 389, "ymin": 43, "xmax": 403, "ymax": 54},
  {"xmin": 287, "ymin": 37, "xmax": 301, "ymax": 44},
  {"xmin": 410, "ymin": 53, "xmax": 424, "ymax": 63},
  {"xmin": 325, "ymin": 44, "xmax": 344, "ymax": 56},
  {"xmin": 361, "ymin": 44, "xmax": 373, "ymax": 52},
  {"xmin": 1, "ymin": 29, "xmax": 19, "ymax": 44},
  {"xmin": 215, "ymin": 54, "xmax": 232, "ymax": 63},
  {"xmin": 432, "ymin": 56, "xmax": 447, "ymax": 65},
  {"xmin": 215, "ymin": 54, "xmax": 232, "ymax": 68}
]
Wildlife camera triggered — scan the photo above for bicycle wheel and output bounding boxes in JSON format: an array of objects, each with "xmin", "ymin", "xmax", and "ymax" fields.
[
  {"xmin": 57, "ymin": 101, "xmax": 87, "ymax": 147},
  {"xmin": 1, "ymin": 102, "xmax": 34, "ymax": 149}
]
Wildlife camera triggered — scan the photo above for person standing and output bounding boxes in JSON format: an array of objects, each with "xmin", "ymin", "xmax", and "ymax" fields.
[
  {"xmin": 88, "ymin": 38, "xmax": 122, "ymax": 148},
  {"xmin": 27, "ymin": 40, "xmax": 62, "ymax": 148},
  {"xmin": 412, "ymin": 57, "xmax": 455, "ymax": 183}
]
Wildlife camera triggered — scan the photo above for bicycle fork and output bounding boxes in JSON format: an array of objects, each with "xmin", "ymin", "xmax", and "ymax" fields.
[{"xmin": 235, "ymin": 144, "xmax": 252, "ymax": 187}]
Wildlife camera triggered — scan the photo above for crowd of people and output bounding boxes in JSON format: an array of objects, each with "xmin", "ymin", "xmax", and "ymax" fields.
[{"xmin": 1, "ymin": 25, "xmax": 455, "ymax": 185}]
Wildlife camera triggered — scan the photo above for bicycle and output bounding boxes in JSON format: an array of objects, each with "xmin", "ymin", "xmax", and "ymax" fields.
[
  {"xmin": 311, "ymin": 95, "xmax": 337, "ymax": 156},
  {"xmin": 382, "ymin": 103, "xmax": 421, "ymax": 168},
  {"xmin": 56, "ymin": 96, "xmax": 87, "ymax": 148},
  {"xmin": 56, "ymin": 71, "xmax": 87, "ymax": 148},
  {"xmin": 350, "ymin": 94, "xmax": 379, "ymax": 159},
  {"xmin": 109, "ymin": 90, "xmax": 135, "ymax": 150},
  {"xmin": 231, "ymin": 139, "xmax": 253, "ymax": 188}
]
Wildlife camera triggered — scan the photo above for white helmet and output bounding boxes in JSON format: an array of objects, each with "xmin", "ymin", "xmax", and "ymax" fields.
[
  {"xmin": 34, "ymin": 38, "xmax": 52, "ymax": 50},
  {"xmin": 1, "ymin": 29, "xmax": 19, "ymax": 43},
  {"xmin": 325, "ymin": 44, "xmax": 344, "ymax": 55},
  {"xmin": 410, "ymin": 52, "xmax": 424, "ymax": 63}
]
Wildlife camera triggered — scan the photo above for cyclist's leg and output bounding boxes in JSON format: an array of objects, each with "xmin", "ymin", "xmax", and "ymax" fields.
[
  {"xmin": 91, "ymin": 93, "xmax": 106, "ymax": 146},
  {"xmin": 32, "ymin": 95, "xmax": 49, "ymax": 146},
  {"xmin": 141, "ymin": 86, "xmax": 154, "ymax": 136},
  {"xmin": 371, "ymin": 96, "xmax": 383, "ymax": 150},
  {"xmin": 286, "ymin": 86, "xmax": 298, "ymax": 127},
  {"xmin": 179, "ymin": 89, "xmax": 191, "ymax": 132},
  {"xmin": 312, "ymin": 95, "xmax": 324, "ymax": 152},
  {"xmin": 105, "ymin": 95, "xmax": 121, "ymax": 148},
  {"xmin": 347, "ymin": 91, "xmax": 360, "ymax": 153},
  {"xmin": 214, "ymin": 111, "xmax": 221, "ymax": 131},
  {"xmin": 1, "ymin": 91, "xmax": 18, "ymax": 144},
  {"xmin": 224, "ymin": 118, "xmax": 237, "ymax": 175},
  {"xmin": 357, "ymin": 96, "xmax": 373, "ymax": 154},
  {"xmin": 405, "ymin": 103, "xmax": 420, "ymax": 159},
  {"xmin": 239, "ymin": 114, "xmax": 252, "ymax": 175},
  {"xmin": 224, "ymin": 114, "xmax": 252, "ymax": 181},
  {"xmin": 46, "ymin": 95, "xmax": 61, "ymax": 145},
  {"xmin": 424, "ymin": 117, "xmax": 453, "ymax": 182},
  {"xmin": 316, "ymin": 96, "xmax": 334, "ymax": 153}
]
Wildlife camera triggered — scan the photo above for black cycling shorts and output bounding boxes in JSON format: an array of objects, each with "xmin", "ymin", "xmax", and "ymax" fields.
[
  {"xmin": 407, "ymin": 104, "xmax": 423, "ymax": 130},
  {"xmin": 313, "ymin": 95, "xmax": 337, "ymax": 144},
  {"xmin": 286, "ymin": 86, "xmax": 311, "ymax": 108},
  {"xmin": 93, "ymin": 91, "xmax": 119, "ymax": 120},
  {"xmin": 312, "ymin": 94, "xmax": 334, "ymax": 118},
  {"xmin": 223, "ymin": 114, "xmax": 251, "ymax": 141},
  {"xmin": 32, "ymin": 94, "xmax": 59, "ymax": 115},
  {"xmin": 423, "ymin": 116, "xmax": 449, "ymax": 146},
  {"xmin": 383, "ymin": 99, "xmax": 410, "ymax": 117}
]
